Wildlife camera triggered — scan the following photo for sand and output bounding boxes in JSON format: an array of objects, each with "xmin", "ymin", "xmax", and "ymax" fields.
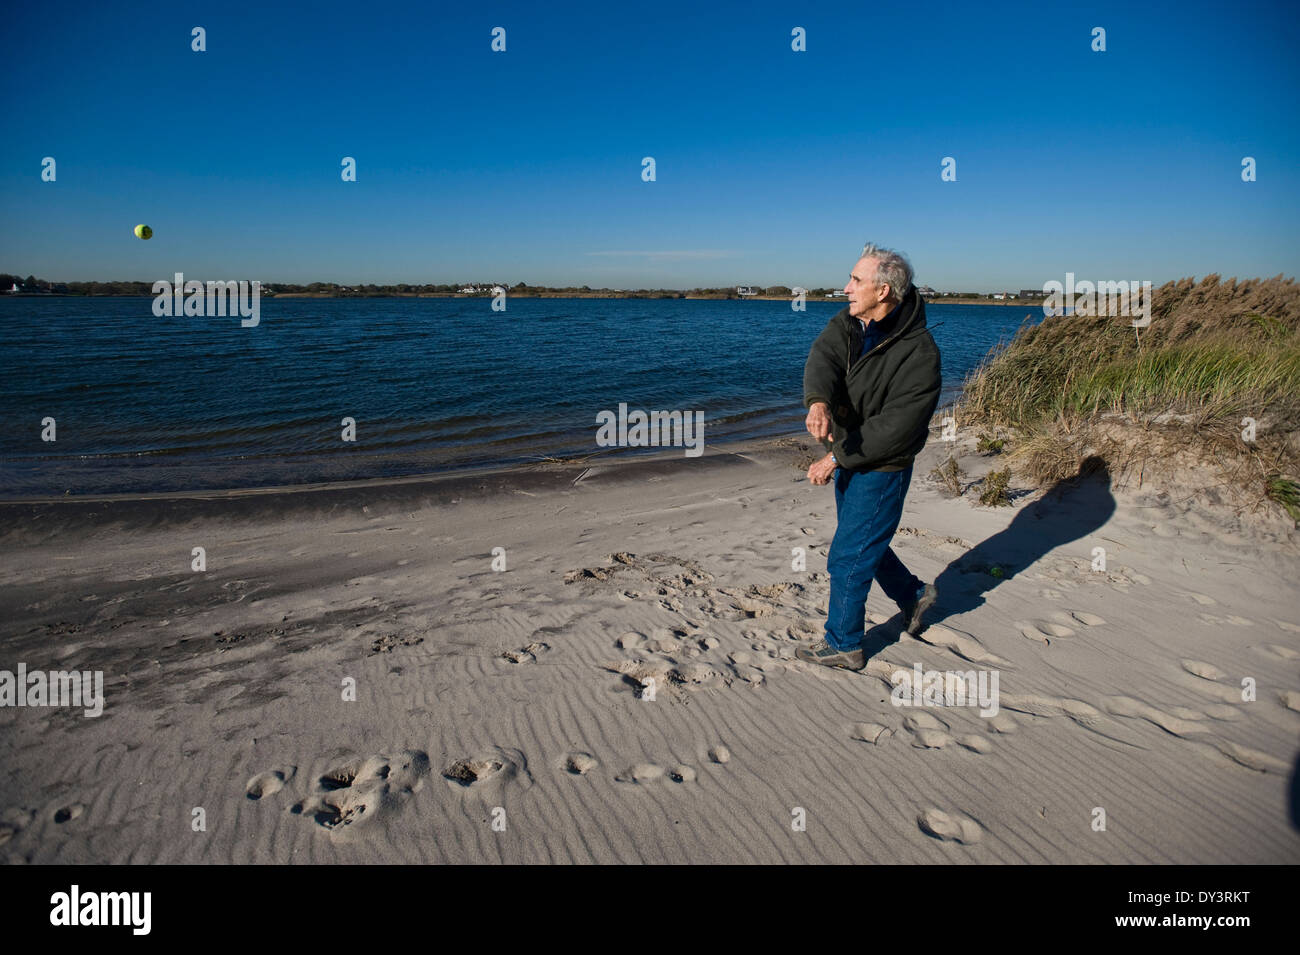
[{"xmin": 1, "ymin": 431, "xmax": 1298, "ymax": 864}]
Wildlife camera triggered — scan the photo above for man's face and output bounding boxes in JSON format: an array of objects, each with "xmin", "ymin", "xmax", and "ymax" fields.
[{"xmin": 844, "ymin": 256, "xmax": 890, "ymax": 319}]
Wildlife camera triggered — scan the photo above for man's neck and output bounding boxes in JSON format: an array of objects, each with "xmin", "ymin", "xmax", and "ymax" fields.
[{"xmin": 858, "ymin": 299, "xmax": 899, "ymax": 327}]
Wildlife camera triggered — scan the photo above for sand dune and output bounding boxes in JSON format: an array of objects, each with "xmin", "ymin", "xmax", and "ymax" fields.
[{"xmin": 1, "ymin": 434, "xmax": 1297, "ymax": 864}]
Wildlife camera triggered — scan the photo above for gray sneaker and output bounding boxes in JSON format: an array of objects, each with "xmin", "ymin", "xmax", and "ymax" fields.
[
  {"xmin": 795, "ymin": 638, "xmax": 866, "ymax": 670},
  {"xmin": 900, "ymin": 583, "xmax": 938, "ymax": 636}
]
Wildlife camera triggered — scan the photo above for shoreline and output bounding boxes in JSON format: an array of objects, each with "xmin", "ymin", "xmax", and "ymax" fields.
[
  {"xmin": 3, "ymin": 292, "xmax": 1044, "ymax": 307},
  {"xmin": 0, "ymin": 432, "xmax": 815, "ymax": 518}
]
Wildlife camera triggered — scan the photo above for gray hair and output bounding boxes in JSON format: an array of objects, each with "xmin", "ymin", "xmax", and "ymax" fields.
[{"xmin": 860, "ymin": 242, "xmax": 913, "ymax": 302}]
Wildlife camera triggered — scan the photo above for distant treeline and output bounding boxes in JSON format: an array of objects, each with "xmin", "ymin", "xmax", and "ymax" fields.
[
  {"xmin": 0, "ymin": 274, "xmax": 842, "ymax": 297},
  {"xmin": 1, "ymin": 273, "xmax": 1029, "ymax": 300}
]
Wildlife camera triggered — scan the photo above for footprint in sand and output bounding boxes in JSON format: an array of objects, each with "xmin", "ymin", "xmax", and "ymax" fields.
[
  {"xmin": 502, "ymin": 641, "xmax": 550, "ymax": 663},
  {"xmin": 956, "ymin": 735, "xmax": 993, "ymax": 753},
  {"xmin": 563, "ymin": 752, "xmax": 599, "ymax": 776},
  {"xmin": 646, "ymin": 628, "xmax": 688, "ymax": 653},
  {"xmin": 997, "ymin": 693, "xmax": 1143, "ymax": 746},
  {"xmin": 1020, "ymin": 620, "xmax": 1076, "ymax": 642},
  {"xmin": 669, "ymin": 766, "xmax": 697, "ymax": 783},
  {"xmin": 903, "ymin": 712, "xmax": 953, "ymax": 749},
  {"xmin": 1180, "ymin": 590, "xmax": 1217, "ymax": 606},
  {"xmin": 1063, "ymin": 610, "xmax": 1106, "ymax": 627},
  {"xmin": 0, "ymin": 808, "xmax": 36, "ymax": 846},
  {"xmin": 617, "ymin": 631, "xmax": 647, "ymax": 650},
  {"xmin": 751, "ymin": 623, "xmax": 819, "ymax": 643},
  {"xmin": 1211, "ymin": 741, "xmax": 1290, "ymax": 773},
  {"xmin": 987, "ymin": 712, "xmax": 1018, "ymax": 734},
  {"xmin": 1017, "ymin": 624, "xmax": 1049, "ymax": 645},
  {"xmin": 245, "ymin": 768, "xmax": 293, "ymax": 800},
  {"xmin": 1181, "ymin": 660, "xmax": 1228, "ymax": 682},
  {"xmin": 1256, "ymin": 643, "xmax": 1300, "ymax": 661},
  {"xmin": 52, "ymin": 803, "xmax": 84, "ymax": 824},
  {"xmin": 292, "ymin": 751, "xmax": 431, "ymax": 836},
  {"xmin": 616, "ymin": 763, "xmax": 665, "ymax": 784},
  {"xmin": 1102, "ymin": 696, "xmax": 1288, "ymax": 772},
  {"xmin": 850, "ymin": 722, "xmax": 892, "ymax": 744},
  {"xmin": 370, "ymin": 632, "xmax": 425, "ymax": 655},
  {"xmin": 443, "ymin": 751, "xmax": 520, "ymax": 789},
  {"xmin": 916, "ymin": 624, "xmax": 1008, "ymax": 666},
  {"xmin": 1102, "ymin": 695, "xmax": 1207, "ymax": 737},
  {"xmin": 917, "ymin": 809, "xmax": 983, "ymax": 844},
  {"xmin": 1177, "ymin": 668, "xmax": 1241, "ymax": 705},
  {"xmin": 446, "ymin": 758, "xmax": 502, "ymax": 784}
]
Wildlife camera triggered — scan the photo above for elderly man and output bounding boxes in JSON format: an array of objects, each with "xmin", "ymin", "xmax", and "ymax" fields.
[{"xmin": 796, "ymin": 243, "xmax": 942, "ymax": 669}]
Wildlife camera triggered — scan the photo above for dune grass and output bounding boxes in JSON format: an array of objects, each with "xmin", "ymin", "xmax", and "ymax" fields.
[{"xmin": 952, "ymin": 274, "xmax": 1300, "ymax": 521}]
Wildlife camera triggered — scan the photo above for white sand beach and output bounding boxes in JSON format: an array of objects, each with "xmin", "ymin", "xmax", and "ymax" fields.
[{"xmin": 1, "ymin": 431, "xmax": 1298, "ymax": 864}]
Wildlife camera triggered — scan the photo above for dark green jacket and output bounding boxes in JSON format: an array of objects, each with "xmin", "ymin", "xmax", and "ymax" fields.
[{"xmin": 802, "ymin": 285, "xmax": 941, "ymax": 472}]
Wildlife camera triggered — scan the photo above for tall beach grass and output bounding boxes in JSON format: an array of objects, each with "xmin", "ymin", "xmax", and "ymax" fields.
[{"xmin": 952, "ymin": 274, "xmax": 1300, "ymax": 522}]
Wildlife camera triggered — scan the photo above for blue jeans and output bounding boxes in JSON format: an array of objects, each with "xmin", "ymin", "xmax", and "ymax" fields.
[{"xmin": 824, "ymin": 464, "xmax": 922, "ymax": 651}]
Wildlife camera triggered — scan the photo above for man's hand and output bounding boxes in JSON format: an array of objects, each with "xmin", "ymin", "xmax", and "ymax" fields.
[
  {"xmin": 805, "ymin": 402, "xmax": 833, "ymax": 443},
  {"xmin": 807, "ymin": 453, "xmax": 836, "ymax": 486}
]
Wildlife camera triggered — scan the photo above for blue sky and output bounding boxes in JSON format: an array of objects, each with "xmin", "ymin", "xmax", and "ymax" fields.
[{"xmin": 1, "ymin": 0, "xmax": 1297, "ymax": 290}]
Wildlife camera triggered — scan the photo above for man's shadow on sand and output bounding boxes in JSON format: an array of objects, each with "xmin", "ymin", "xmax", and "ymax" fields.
[{"xmin": 861, "ymin": 456, "xmax": 1115, "ymax": 657}]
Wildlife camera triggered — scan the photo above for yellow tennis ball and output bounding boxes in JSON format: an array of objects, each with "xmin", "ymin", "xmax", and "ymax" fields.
[{"xmin": 134, "ymin": 224, "xmax": 153, "ymax": 240}]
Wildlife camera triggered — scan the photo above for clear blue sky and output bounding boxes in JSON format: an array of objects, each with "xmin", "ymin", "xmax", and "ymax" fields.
[{"xmin": 1, "ymin": 0, "xmax": 1296, "ymax": 291}]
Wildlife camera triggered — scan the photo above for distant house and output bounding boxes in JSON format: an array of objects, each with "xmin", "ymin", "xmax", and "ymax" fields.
[
  {"xmin": 916, "ymin": 285, "xmax": 937, "ymax": 296},
  {"xmin": 458, "ymin": 286, "xmax": 478, "ymax": 293},
  {"xmin": 993, "ymin": 293, "xmax": 1006, "ymax": 300},
  {"xmin": 6, "ymin": 283, "xmax": 18, "ymax": 294},
  {"xmin": 828, "ymin": 290, "xmax": 848, "ymax": 297},
  {"xmin": 737, "ymin": 286, "xmax": 758, "ymax": 296},
  {"xmin": 1019, "ymin": 289, "xmax": 1046, "ymax": 299}
]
